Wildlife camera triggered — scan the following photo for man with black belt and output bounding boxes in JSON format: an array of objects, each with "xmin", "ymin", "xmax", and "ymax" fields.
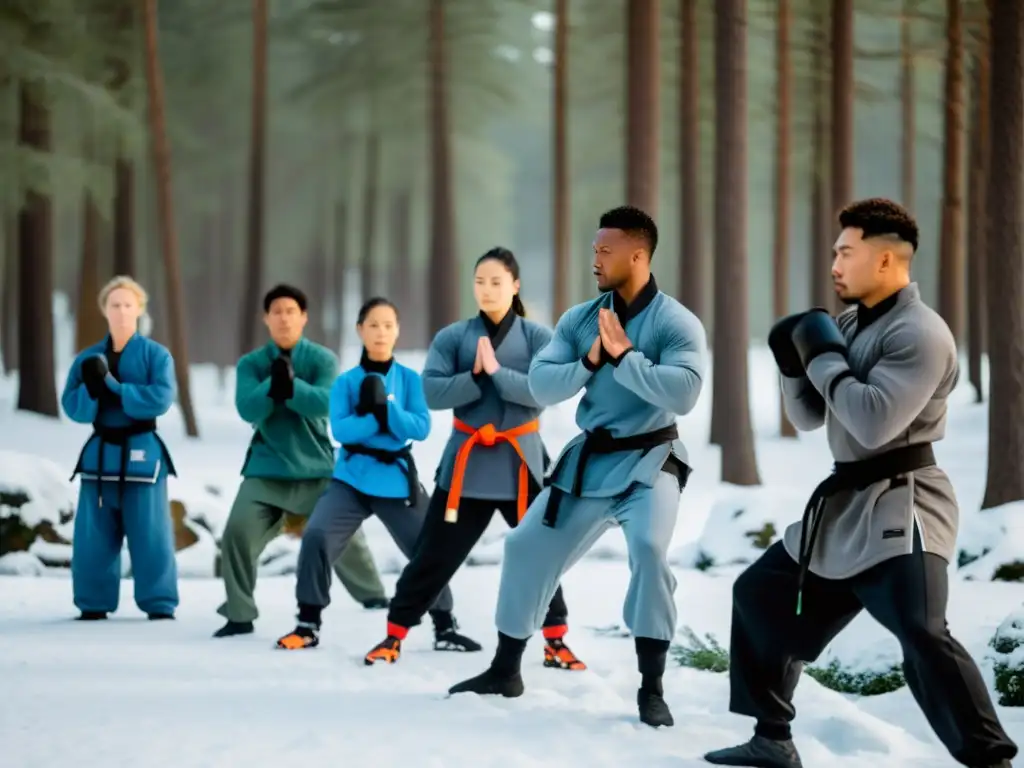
[
  {"xmin": 704, "ymin": 198, "xmax": 1017, "ymax": 768},
  {"xmin": 447, "ymin": 206, "xmax": 708, "ymax": 728}
]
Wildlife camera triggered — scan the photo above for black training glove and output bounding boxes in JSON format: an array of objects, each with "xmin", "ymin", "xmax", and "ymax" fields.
[
  {"xmin": 268, "ymin": 356, "xmax": 294, "ymax": 402},
  {"xmin": 767, "ymin": 311, "xmax": 812, "ymax": 378},
  {"xmin": 358, "ymin": 375, "xmax": 389, "ymax": 431},
  {"xmin": 355, "ymin": 375, "xmax": 377, "ymax": 415},
  {"xmin": 791, "ymin": 308, "xmax": 847, "ymax": 369},
  {"xmin": 80, "ymin": 355, "xmax": 109, "ymax": 400}
]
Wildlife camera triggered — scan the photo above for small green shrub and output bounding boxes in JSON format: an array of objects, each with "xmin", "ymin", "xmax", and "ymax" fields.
[
  {"xmin": 670, "ymin": 627, "xmax": 730, "ymax": 673},
  {"xmin": 804, "ymin": 658, "xmax": 906, "ymax": 696},
  {"xmin": 671, "ymin": 627, "xmax": 906, "ymax": 696}
]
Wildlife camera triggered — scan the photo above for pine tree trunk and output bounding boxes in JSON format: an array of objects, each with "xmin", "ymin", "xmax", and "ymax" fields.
[
  {"xmin": 306, "ymin": 233, "xmax": 327, "ymax": 346},
  {"xmin": 113, "ymin": 159, "xmax": 135, "ymax": 277},
  {"xmin": 938, "ymin": 0, "xmax": 965, "ymax": 343},
  {"xmin": 967, "ymin": 0, "xmax": 991, "ymax": 403},
  {"xmin": 111, "ymin": 0, "xmax": 136, "ymax": 278},
  {"xmin": 809, "ymin": 3, "xmax": 832, "ymax": 310},
  {"xmin": 625, "ymin": 0, "xmax": 660, "ymax": 217},
  {"xmin": 238, "ymin": 0, "xmax": 268, "ymax": 356},
  {"xmin": 981, "ymin": 0, "xmax": 1024, "ymax": 509},
  {"xmin": 75, "ymin": 191, "xmax": 105, "ymax": 353},
  {"xmin": 900, "ymin": 2, "xmax": 915, "ymax": 211},
  {"xmin": 679, "ymin": 0, "xmax": 705, "ymax": 323},
  {"xmin": 334, "ymin": 200, "xmax": 349, "ymax": 352},
  {"xmin": 360, "ymin": 132, "xmax": 380, "ymax": 303},
  {"xmin": 427, "ymin": 0, "xmax": 459, "ymax": 336},
  {"xmin": 713, "ymin": 0, "xmax": 761, "ymax": 486},
  {"xmin": 215, "ymin": 179, "xmax": 237, "ymax": 368},
  {"xmin": 15, "ymin": 81, "xmax": 58, "ymax": 417},
  {"xmin": 775, "ymin": 0, "xmax": 795, "ymax": 438},
  {"xmin": 552, "ymin": 0, "xmax": 571, "ymax": 322},
  {"xmin": 143, "ymin": 0, "xmax": 199, "ymax": 437},
  {"xmin": 1, "ymin": 211, "xmax": 18, "ymax": 373},
  {"xmin": 830, "ymin": 0, "xmax": 853, "ymax": 318},
  {"xmin": 391, "ymin": 190, "xmax": 416, "ymax": 350}
]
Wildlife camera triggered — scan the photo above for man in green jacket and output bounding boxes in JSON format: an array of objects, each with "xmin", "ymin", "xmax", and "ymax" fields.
[{"xmin": 214, "ymin": 284, "xmax": 389, "ymax": 638}]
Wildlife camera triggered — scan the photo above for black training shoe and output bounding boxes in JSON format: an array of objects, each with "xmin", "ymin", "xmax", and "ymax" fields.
[
  {"xmin": 637, "ymin": 688, "xmax": 674, "ymax": 727},
  {"xmin": 448, "ymin": 667, "xmax": 525, "ymax": 697},
  {"xmin": 213, "ymin": 620, "xmax": 253, "ymax": 638},
  {"xmin": 362, "ymin": 597, "xmax": 390, "ymax": 610},
  {"xmin": 148, "ymin": 612, "xmax": 175, "ymax": 620},
  {"xmin": 77, "ymin": 611, "xmax": 108, "ymax": 621},
  {"xmin": 703, "ymin": 736, "xmax": 803, "ymax": 767},
  {"xmin": 431, "ymin": 612, "xmax": 482, "ymax": 652}
]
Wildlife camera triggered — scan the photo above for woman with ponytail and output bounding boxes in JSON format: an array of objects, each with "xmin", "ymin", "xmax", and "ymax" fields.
[{"xmin": 363, "ymin": 248, "xmax": 586, "ymax": 672}]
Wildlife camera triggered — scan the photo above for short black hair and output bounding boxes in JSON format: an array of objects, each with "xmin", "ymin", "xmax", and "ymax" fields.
[
  {"xmin": 357, "ymin": 297, "xmax": 399, "ymax": 324},
  {"xmin": 838, "ymin": 198, "xmax": 919, "ymax": 252},
  {"xmin": 263, "ymin": 284, "xmax": 308, "ymax": 313},
  {"xmin": 598, "ymin": 205, "xmax": 659, "ymax": 257}
]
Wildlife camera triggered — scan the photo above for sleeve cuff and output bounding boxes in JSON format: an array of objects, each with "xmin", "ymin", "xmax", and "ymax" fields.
[
  {"xmin": 609, "ymin": 347, "xmax": 636, "ymax": 368},
  {"xmin": 581, "ymin": 355, "xmax": 601, "ymax": 373},
  {"xmin": 805, "ymin": 351, "xmax": 850, "ymax": 395}
]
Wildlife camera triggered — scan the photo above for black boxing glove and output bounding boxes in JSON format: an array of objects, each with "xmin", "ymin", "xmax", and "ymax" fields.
[
  {"xmin": 791, "ymin": 308, "xmax": 847, "ymax": 369},
  {"xmin": 767, "ymin": 312, "xmax": 811, "ymax": 378},
  {"xmin": 80, "ymin": 355, "xmax": 109, "ymax": 400}
]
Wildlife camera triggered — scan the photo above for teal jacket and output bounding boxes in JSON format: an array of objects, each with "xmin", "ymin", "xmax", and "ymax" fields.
[{"xmin": 235, "ymin": 338, "xmax": 338, "ymax": 480}]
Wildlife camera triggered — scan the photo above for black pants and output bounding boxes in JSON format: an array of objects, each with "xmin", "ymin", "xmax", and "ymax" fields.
[
  {"xmin": 388, "ymin": 486, "xmax": 569, "ymax": 632},
  {"xmin": 729, "ymin": 541, "xmax": 1017, "ymax": 766}
]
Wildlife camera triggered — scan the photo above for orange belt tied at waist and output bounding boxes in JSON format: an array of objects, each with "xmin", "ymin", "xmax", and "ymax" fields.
[{"xmin": 445, "ymin": 418, "xmax": 539, "ymax": 524}]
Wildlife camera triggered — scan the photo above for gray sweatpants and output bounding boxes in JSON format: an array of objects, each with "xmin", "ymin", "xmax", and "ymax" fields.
[
  {"xmin": 495, "ymin": 471, "xmax": 681, "ymax": 641},
  {"xmin": 296, "ymin": 480, "xmax": 454, "ymax": 614}
]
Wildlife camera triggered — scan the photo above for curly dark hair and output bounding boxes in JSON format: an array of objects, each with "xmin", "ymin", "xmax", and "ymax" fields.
[
  {"xmin": 598, "ymin": 205, "xmax": 659, "ymax": 257},
  {"xmin": 837, "ymin": 198, "xmax": 919, "ymax": 252}
]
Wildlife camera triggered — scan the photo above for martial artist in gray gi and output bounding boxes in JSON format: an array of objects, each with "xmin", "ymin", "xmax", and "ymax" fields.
[
  {"xmin": 705, "ymin": 198, "xmax": 1017, "ymax": 768},
  {"xmin": 448, "ymin": 205, "xmax": 708, "ymax": 729}
]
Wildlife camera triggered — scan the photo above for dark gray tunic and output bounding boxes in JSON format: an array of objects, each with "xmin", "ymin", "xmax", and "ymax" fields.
[{"xmin": 780, "ymin": 283, "xmax": 960, "ymax": 579}]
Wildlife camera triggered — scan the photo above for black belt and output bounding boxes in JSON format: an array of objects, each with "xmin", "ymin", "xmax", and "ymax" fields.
[
  {"xmin": 542, "ymin": 424, "xmax": 681, "ymax": 528},
  {"xmin": 71, "ymin": 420, "xmax": 163, "ymax": 509},
  {"xmin": 341, "ymin": 443, "xmax": 420, "ymax": 507},
  {"xmin": 795, "ymin": 442, "xmax": 936, "ymax": 615}
]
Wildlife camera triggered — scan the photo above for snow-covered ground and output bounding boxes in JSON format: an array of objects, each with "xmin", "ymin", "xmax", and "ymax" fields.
[{"xmin": 2, "ymin": 339, "xmax": 1023, "ymax": 767}]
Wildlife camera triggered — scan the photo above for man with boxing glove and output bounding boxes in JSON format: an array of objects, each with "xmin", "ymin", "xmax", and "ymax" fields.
[
  {"xmin": 213, "ymin": 284, "xmax": 390, "ymax": 639},
  {"xmin": 705, "ymin": 198, "xmax": 1016, "ymax": 768}
]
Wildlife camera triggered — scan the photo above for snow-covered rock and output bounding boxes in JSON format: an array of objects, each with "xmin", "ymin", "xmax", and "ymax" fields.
[
  {"xmin": 0, "ymin": 450, "xmax": 76, "ymax": 564},
  {"xmin": 672, "ymin": 484, "xmax": 807, "ymax": 570},
  {"xmin": 958, "ymin": 502, "xmax": 1024, "ymax": 581},
  {"xmin": 0, "ymin": 551, "xmax": 46, "ymax": 576}
]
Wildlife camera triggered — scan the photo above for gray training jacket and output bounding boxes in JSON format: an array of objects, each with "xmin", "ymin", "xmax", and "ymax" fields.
[{"xmin": 780, "ymin": 282, "xmax": 960, "ymax": 579}]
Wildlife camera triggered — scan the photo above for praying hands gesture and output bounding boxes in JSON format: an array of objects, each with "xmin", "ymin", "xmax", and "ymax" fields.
[
  {"xmin": 598, "ymin": 308, "xmax": 633, "ymax": 359},
  {"xmin": 474, "ymin": 336, "xmax": 501, "ymax": 375}
]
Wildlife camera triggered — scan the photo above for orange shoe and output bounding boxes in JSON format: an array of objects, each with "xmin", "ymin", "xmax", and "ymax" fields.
[
  {"xmin": 544, "ymin": 638, "xmax": 587, "ymax": 670},
  {"xmin": 276, "ymin": 624, "xmax": 319, "ymax": 650},
  {"xmin": 364, "ymin": 635, "xmax": 401, "ymax": 665}
]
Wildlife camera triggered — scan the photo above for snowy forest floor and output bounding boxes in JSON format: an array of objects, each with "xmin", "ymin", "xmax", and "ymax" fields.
[{"xmin": 2, "ymin": 346, "xmax": 1022, "ymax": 767}]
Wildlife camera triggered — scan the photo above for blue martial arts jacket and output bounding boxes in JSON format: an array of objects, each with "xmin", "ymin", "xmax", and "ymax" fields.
[
  {"xmin": 330, "ymin": 354, "xmax": 430, "ymax": 502},
  {"xmin": 62, "ymin": 334, "xmax": 178, "ymax": 500}
]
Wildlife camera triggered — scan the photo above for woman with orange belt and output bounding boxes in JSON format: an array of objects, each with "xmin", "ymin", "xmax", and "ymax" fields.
[{"xmin": 363, "ymin": 248, "xmax": 586, "ymax": 672}]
